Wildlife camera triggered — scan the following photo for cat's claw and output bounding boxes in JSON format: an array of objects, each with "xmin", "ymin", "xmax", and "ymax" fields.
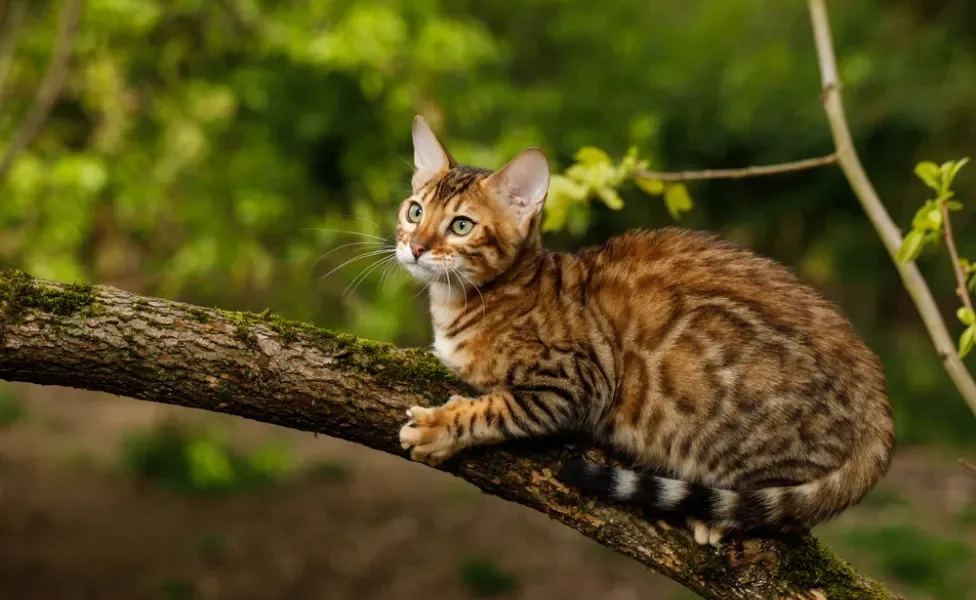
[{"xmin": 399, "ymin": 405, "xmax": 460, "ymax": 467}]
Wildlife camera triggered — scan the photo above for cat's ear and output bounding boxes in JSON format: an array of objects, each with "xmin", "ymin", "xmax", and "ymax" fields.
[
  {"xmin": 484, "ymin": 148, "xmax": 550, "ymax": 226},
  {"xmin": 411, "ymin": 115, "xmax": 453, "ymax": 191}
]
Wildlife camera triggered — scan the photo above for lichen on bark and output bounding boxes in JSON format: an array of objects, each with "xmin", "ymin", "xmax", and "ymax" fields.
[{"xmin": 0, "ymin": 272, "xmax": 902, "ymax": 600}]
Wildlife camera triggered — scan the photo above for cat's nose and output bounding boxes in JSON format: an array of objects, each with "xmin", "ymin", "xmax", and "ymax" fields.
[{"xmin": 410, "ymin": 243, "xmax": 427, "ymax": 259}]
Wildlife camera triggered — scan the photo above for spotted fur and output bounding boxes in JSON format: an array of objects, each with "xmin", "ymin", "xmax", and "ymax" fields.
[{"xmin": 396, "ymin": 116, "xmax": 895, "ymax": 544}]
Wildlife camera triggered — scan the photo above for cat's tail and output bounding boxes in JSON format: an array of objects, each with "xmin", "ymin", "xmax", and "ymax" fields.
[{"xmin": 556, "ymin": 445, "xmax": 892, "ymax": 538}]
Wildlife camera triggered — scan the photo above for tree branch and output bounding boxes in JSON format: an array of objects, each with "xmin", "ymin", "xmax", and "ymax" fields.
[
  {"xmin": 0, "ymin": 271, "xmax": 900, "ymax": 600},
  {"xmin": 0, "ymin": 0, "xmax": 84, "ymax": 183},
  {"xmin": 807, "ymin": 0, "xmax": 976, "ymax": 420},
  {"xmin": 635, "ymin": 153, "xmax": 838, "ymax": 182},
  {"xmin": 940, "ymin": 200, "xmax": 974, "ymax": 316}
]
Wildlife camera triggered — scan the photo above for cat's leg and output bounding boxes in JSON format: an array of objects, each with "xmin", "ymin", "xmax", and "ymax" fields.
[{"xmin": 399, "ymin": 388, "xmax": 576, "ymax": 466}]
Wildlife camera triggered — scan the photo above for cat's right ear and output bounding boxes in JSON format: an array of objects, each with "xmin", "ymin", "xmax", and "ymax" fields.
[{"xmin": 411, "ymin": 116, "xmax": 453, "ymax": 192}]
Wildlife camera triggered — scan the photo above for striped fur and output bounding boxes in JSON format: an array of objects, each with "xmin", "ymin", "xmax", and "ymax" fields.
[{"xmin": 396, "ymin": 116, "xmax": 895, "ymax": 543}]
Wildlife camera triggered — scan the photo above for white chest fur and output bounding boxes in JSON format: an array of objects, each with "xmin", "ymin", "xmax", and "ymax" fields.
[{"xmin": 428, "ymin": 284, "xmax": 474, "ymax": 374}]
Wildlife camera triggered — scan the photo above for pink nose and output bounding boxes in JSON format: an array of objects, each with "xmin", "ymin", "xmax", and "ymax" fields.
[{"xmin": 410, "ymin": 243, "xmax": 427, "ymax": 259}]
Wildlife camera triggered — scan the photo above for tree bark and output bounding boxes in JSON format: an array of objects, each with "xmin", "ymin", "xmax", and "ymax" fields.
[{"xmin": 0, "ymin": 270, "xmax": 901, "ymax": 600}]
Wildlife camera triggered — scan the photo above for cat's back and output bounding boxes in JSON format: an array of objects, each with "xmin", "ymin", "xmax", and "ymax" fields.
[
  {"xmin": 577, "ymin": 227, "xmax": 870, "ymax": 358},
  {"xmin": 574, "ymin": 227, "xmax": 892, "ymax": 487}
]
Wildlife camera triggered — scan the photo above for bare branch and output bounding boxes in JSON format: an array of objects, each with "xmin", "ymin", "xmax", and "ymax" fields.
[
  {"xmin": 635, "ymin": 153, "xmax": 838, "ymax": 182},
  {"xmin": 0, "ymin": 0, "xmax": 85, "ymax": 183},
  {"xmin": 808, "ymin": 0, "xmax": 976, "ymax": 420},
  {"xmin": 0, "ymin": 271, "xmax": 901, "ymax": 600},
  {"xmin": 960, "ymin": 458, "xmax": 976, "ymax": 473},
  {"xmin": 940, "ymin": 200, "xmax": 975, "ymax": 315}
]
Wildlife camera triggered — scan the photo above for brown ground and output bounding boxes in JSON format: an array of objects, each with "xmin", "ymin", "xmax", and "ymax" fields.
[{"xmin": 1, "ymin": 382, "xmax": 974, "ymax": 600}]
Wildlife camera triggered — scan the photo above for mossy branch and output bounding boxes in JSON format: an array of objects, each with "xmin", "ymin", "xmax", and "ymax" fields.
[{"xmin": 0, "ymin": 270, "xmax": 901, "ymax": 600}]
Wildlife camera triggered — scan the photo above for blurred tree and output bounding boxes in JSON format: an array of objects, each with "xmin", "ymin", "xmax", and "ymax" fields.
[{"xmin": 1, "ymin": 0, "xmax": 974, "ymax": 443}]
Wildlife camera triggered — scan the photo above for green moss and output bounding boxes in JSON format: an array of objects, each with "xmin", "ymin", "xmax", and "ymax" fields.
[
  {"xmin": 187, "ymin": 308, "xmax": 212, "ymax": 323},
  {"xmin": 779, "ymin": 533, "xmax": 892, "ymax": 600},
  {"xmin": 0, "ymin": 269, "xmax": 98, "ymax": 321},
  {"xmin": 210, "ymin": 307, "xmax": 457, "ymax": 396}
]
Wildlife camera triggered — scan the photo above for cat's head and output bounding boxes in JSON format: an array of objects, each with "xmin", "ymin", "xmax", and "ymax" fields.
[{"xmin": 396, "ymin": 116, "xmax": 550, "ymax": 287}]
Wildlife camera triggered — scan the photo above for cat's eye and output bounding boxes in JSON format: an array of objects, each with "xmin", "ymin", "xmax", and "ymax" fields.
[
  {"xmin": 450, "ymin": 217, "xmax": 475, "ymax": 236},
  {"xmin": 406, "ymin": 202, "xmax": 423, "ymax": 223}
]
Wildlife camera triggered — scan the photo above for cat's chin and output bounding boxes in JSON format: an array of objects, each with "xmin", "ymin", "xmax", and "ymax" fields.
[{"xmin": 403, "ymin": 262, "xmax": 443, "ymax": 285}]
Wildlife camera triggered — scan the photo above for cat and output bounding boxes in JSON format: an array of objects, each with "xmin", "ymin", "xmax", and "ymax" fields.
[{"xmin": 396, "ymin": 115, "xmax": 895, "ymax": 545}]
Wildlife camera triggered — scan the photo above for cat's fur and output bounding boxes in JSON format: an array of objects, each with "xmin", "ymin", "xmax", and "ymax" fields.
[{"xmin": 396, "ymin": 116, "xmax": 895, "ymax": 545}]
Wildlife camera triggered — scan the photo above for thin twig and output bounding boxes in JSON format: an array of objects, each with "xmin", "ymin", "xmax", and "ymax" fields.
[
  {"xmin": 0, "ymin": 0, "xmax": 28, "ymax": 115},
  {"xmin": 941, "ymin": 201, "xmax": 975, "ymax": 315},
  {"xmin": 0, "ymin": 0, "xmax": 85, "ymax": 183},
  {"xmin": 960, "ymin": 458, "xmax": 976, "ymax": 473},
  {"xmin": 635, "ymin": 153, "xmax": 838, "ymax": 182},
  {"xmin": 808, "ymin": 0, "xmax": 976, "ymax": 420}
]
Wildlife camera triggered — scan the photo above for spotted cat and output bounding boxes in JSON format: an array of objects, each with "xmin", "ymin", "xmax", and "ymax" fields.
[{"xmin": 396, "ymin": 116, "xmax": 895, "ymax": 545}]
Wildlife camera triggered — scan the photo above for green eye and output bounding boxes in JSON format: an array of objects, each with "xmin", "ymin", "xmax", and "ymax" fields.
[
  {"xmin": 406, "ymin": 202, "xmax": 423, "ymax": 223},
  {"xmin": 450, "ymin": 217, "xmax": 474, "ymax": 236}
]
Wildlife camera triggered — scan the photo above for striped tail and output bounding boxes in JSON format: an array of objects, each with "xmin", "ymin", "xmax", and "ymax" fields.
[{"xmin": 557, "ymin": 446, "xmax": 892, "ymax": 539}]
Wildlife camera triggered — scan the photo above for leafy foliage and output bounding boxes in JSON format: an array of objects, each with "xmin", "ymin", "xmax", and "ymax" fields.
[
  {"xmin": 544, "ymin": 145, "xmax": 692, "ymax": 235},
  {"xmin": 0, "ymin": 386, "xmax": 27, "ymax": 426},
  {"xmin": 121, "ymin": 422, "xmax": 292, "ymax": 494},
  {"xmin": 458, "ymin": 556, "xmax": 519, "ymax": 597},
  {"xmin": 897, "ymin": 158, "xmax": 974, "ymax": 358},
  {"xmin": 2, "ymin": 1, "xmax": 976, "ymax": 443}
]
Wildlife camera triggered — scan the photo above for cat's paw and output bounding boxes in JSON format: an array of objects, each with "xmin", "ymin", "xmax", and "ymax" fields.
[
  {"xmin": 399, "ymin": 404, "xmax": 462, "ymax": 467},
  {"xmin": 687, "ymin": 518, "xmax": 726, "ymax": 547}
]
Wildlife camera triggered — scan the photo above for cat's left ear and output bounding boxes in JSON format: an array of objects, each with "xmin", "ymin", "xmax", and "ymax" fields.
[{"xmin": 483, "ymin": 148, "xmax": 550, "ymax": 227}]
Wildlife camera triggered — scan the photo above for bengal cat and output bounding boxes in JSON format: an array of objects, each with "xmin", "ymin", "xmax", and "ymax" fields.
[{"xmin": 395, "ymin": 116, "xmax": 895, "ymax": 545}]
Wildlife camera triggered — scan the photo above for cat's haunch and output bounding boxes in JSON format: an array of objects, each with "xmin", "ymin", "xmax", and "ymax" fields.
[{"xmin": 395, "ymin": 115, "xmax": 895, "ymax": 546}]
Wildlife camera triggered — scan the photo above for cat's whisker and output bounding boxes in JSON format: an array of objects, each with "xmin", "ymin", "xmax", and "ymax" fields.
[
  {"xmin": 309, "ymin": 241, "xmax": 389, "ymax": 276},
  {"xmin": 300, "ymin": 227, "xmax": 390, "ymax": 242},
  {"xmin": 446, "ymin": 266, "xmax": 467, "ymax": 313},
  {"xmin": 344, "ymin": 255, "xmax": 399, "ymax": 298},
  {"xmin": 456, "ymin": 270, "xmax": 487, "ymax": 324},
  {"xmin": 319, "ymin": 248, "xmax": 397, "ymax": 283},
  {"xmin": 352, "ymin": 215, "xmax": 383, "ymax": 229},
  {"xmin": 378, "ymin": 259, "xmax": 403, "ymax": 292},
  {"xmin": 442, "ymin": 264, "xmax": 452, "ymax": 301}
]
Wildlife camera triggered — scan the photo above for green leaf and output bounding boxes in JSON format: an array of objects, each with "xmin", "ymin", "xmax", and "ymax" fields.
[
  {"xmin": 914, "ymin": 161, "xmax": 941, "ymax": 191},
  {"xmin": 541, "ymin": 196, "xmax": 571, "ymax": 232},
  {"xmin": 945, "ymin": 157, "xmax": 970, "ymax": 188},
  {"xmin": 926, "ymin": 209, "xmax": 943, "ymax": 227},
  {"xmin": 597, "ymin": 186, "xmax": 624, "ymax": 210},
  {"xmin": 957, "ymin": 307, "xmax": 975, "ymax": 326},
  {"xmin": 896, "ymin": 230, "xmax": 925, "ymax": 263},
  {"xmin": 635, "ymin": 177, "xmax": 665, "ymax": 195},
  {"xmin": 960, "ymin": 325, "xmax": 976, "ymax": 359},
  {"xmin": 186, "ymin": 438, "xmax": 234, "ymax": 490},
  {"xmin": 566, "ymin": 201, "xmax": 591, "ymax": 237},
  {"xmin": 574, "ymin": 146, "xmax": 612, "ymax": 166},
  {"xmin": 947, "ymin": 200, "xmax": 964, "ymax": 211},
  {"xmin": 664, "ymin": 183, "xmax": 693, "ymax": 220},
  {"xmin": 911, "ymin": 201, "xmax": 939, "ymax": 231}
]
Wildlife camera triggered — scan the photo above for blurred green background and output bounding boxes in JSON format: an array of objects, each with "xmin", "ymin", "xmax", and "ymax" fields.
[{"xmin": 0, "ymin": 1, "xmax": 974, "ymax": 599}]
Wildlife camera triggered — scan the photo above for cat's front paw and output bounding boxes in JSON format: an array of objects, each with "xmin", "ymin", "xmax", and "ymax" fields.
[{"xmin": 398, "ymin": 403, "xmax": 463, "ymax": 467}]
